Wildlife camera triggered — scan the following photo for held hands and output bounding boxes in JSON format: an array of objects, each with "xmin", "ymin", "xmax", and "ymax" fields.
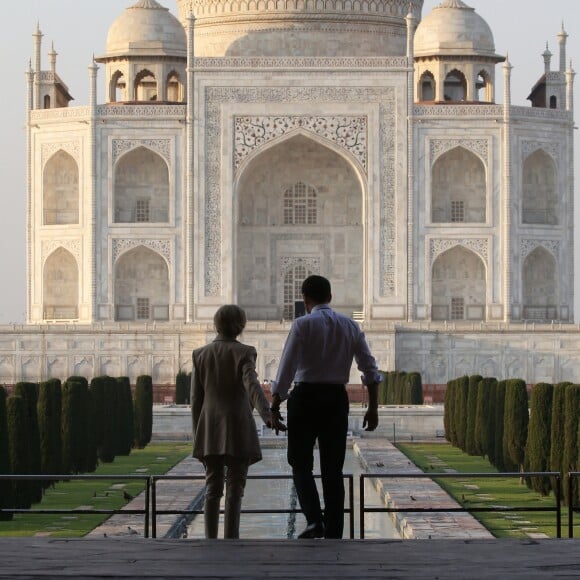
[
  {"xmin": 362, "ymin": 407, "xmax": 379, "ymax": 432},
  {"xmin": 268, "ymin": 393, "xmax": 286, "ymax": 435}
]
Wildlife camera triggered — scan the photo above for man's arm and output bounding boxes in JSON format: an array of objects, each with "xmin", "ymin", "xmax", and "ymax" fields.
[
  {"xmin": 270, "ymin": 322, "xmax": 301, "ymax": 402},
  {"xmin": 362, "ymin": 381, "xmax": 379, "ymax": 431}
]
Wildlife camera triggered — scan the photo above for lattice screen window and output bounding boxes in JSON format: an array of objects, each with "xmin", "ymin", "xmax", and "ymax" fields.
[
  {"xmin": 451, "ymin": 200, "xmax": 465, "ymax": 223},
  {"xmin": 136, "ymin": 199, "xmax": 150, "ymax": 223},
  {"xmin": 136, "ymin": 298, "xmax": 150, "ymax": 320},
  {"xmin": 283, "ymin": 264, "xmax": 310, "ymax": 320},
  {"xmin": 283, "ymin": 182, "xmax": 317, "ymax": 225},
  {"xmin": 450, "ymin": 297, "xmax": 465, "ymax": 320}
]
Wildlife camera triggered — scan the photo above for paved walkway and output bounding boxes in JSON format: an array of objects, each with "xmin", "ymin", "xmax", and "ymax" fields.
[
  {"xmin": 354, "ymin": 440, "xmax": 493, "ymax": 539},
  {"xmin": 89, "ymin": 438, "xmax": 497, "ymax": 541}
]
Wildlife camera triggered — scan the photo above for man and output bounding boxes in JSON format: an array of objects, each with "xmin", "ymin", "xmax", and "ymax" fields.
[{"xmin": 271, "ymin": 275, "xmax": 381, "ymax": 539}]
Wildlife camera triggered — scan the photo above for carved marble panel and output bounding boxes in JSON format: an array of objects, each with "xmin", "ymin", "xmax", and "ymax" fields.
[
  {"xmin": 112, "ymin": 139, "xmax": 172, "ymax": 166},
  {"xmin": 42, "ymin": 239, "xmax": 81, "ymax": 262},
  {"xmin": 234, "ymin": 116, "xmax": 367, "ymax": 172},
  {"xmin": 521, "ymin": 140, "xmax": 560, "ymax": 162},
  {"xmin": 430, "ymin": 238, "xmax": 489, "ymax": 265},
  {"xmin": 430, "ymin": 138, "xmax": 489, "ymax": 165},
  {"xmin": 113, "ymin": 239, "xmax": 172, "ymax": 265},
  {"xmin": 520, "ymin": 239, "xmax": 561, "ymax": 260},
  {"xmin": 41, "ymin": 141, "xmax": 81, "ymax": 165}
]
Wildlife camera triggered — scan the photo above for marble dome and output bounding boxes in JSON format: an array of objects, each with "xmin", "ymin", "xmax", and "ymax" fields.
[
  {"xmin": 103, "ymin": 0, "xmax": 187, "ymax": 59},
  {"xmin": 414, "ymin": 0, "xmax": 500, "ymax": 59},
  {"xmin": 176, "ymin": 0, "xmax": 424, "ymax": 57}
]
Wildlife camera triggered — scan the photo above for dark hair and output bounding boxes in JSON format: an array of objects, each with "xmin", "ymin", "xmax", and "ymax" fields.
[
  {"xmin": 301, "ymin": 275, "xmax": 331, "ymax": 304},
  {"xmin": 214, "ymin": 305, "xmax": 247, "ymax": 338}
]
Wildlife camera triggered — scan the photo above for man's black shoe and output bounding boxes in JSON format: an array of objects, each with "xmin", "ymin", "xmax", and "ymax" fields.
[{"xmin": 297, "ymin": 522, "xmax": 325, "ymax": 539}]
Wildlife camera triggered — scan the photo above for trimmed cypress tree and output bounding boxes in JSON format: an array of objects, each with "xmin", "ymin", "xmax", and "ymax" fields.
[
  {"xmin": 494, "ymin": 380, "xmax": 510, "ymax": 472},
  {"xmin": 486, "ymin": 379, "xmax": 498, "ymax": 467},
  {"xmin": 85, "ymin": 385, "xmax": 99, "ymax": 474},
  {"xmin": 0, "ymin": 386, "xmax": 14, "ymax": 520},
  {"xmin": 550, "ymin": 382, "xmax": 571, "ymax": 497},
  {"xmin": 504, "ymin": 379, "xmax": 529, "ymax": 474},
  {"xmin": 61, "ymin": 377, "xmax": 90, "ymax": 474},
  {"xmin": 475, "ymin": 378, "xmax": 496, "ymax": 459},
  {"xmin": 134, "ymin": 375, "xmax": 153, "ymax": 449},
  {"xmin": 562, "ymin": 384, "xmax": 580, "ymax": 506},
  {"xmin": 443, "ymin": 379, "xmax": 454, "ymax": 443},
  {"xmin": 453, "ymin": 376, "xmax": 469, "ymax": 452},
  {"xmin": 524, "ymin": 383, "xmax": 553, "ymax": 496},
  {"xmin": 175, "ymin": 371, "xmax": 191, "ymax": 405},
  {"xmin": 7, "ymin": 396, "xmax": 31, "ymax": 509},
  {"xmin": 14, "ymin": 382, "xmax": 42, "ymax": 503},
  {"xmin": 116, "ymin": 377, "xmax": 134, "ymax": 456},
  {"xmin": 465, "ymin": 375, "xmax": 482, "ymax": 456},
  {"xmin": 408, "ymin": 373, "xmax": 423, "ymax": 405},
  {"xmin": 386, "ymin": 372, "xmax": 396, "ymax": 405},
  {"xmin": 89, "ymin": 376, "xmax": 106, "ymax": 452},
  {"xmin": 98, "ymin": 376, "xmax": 118, "ymax": 463},
  {"xmin": 37, "ymin": 379, "xmax": 62, "ymax": 485}
]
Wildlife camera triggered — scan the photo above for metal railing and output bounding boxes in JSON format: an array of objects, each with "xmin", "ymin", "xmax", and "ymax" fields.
[
  {"xmin": 360, "ymin": 471, "xmax": 563, "ymax": 539},
  {"xmin": 568, "ymin": 472, "xmax": 579, "ymax": 539},
  {"xmin": 0, "ymin": 474, "xmax": 151, "ymax": 537},
  {"xmin": 1, "ymin": 471, "xmax": 576, "ymax": 540},
  {"xmin": 150, "ymin": 473, "xmax": 355, "ymax": 539}
]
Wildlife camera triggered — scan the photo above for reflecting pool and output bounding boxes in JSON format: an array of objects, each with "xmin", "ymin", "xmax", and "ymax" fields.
[{"xmin": 187, "ymin": 446, "xmax": 401, "ymax": 539}]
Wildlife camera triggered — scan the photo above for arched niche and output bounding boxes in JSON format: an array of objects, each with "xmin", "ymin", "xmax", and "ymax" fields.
[
  {"xmin": 432, "ymin": 147, "xmax": 486, "ymax": 223},
  {"xmin": 43, "ymin": 248, "xmax": 79, "ymax": 320},
  {"xmin": 419, "ymin": 71, "xmax": 436, "ymax": 101},
  {"xmin": 43, "ymin": 150, "xmax": 79, "ymax": 225},
  {"xmin": 166, "ymin": 71, "xmax": 183, "ymax": 102},
  {"xmin": 43, "ymin": 95, "xmax": 51, "ymax": 109},
  {"xmin": 134, "ymin": 69, "xmax": 157, "ymax": 101},
  {"xmin": 523, "ymin": 246, "xmax": 558, "ymax": 321},
  {"xmin": 476, "ymin": 70, "xmax": 491, "ymax": 102},
  {"xmin": 522, "ymin": 149, "xmax": 558, "ymax": 225},
  {"xmin": 110, "ymin": 70, "xmax": 126, "ymax": 102},
  {"xmin": 114, "ymin": 147, "xmax": 169, "ymax": 223},
  {"xmin": 444, "ymin": 69, "xmax": 467, "ymax": 102},
  {"xmin": 431, "ymin": 246, "xmax": 486, "ymax": 321},
  {"xmin": 114, "ymin": 246, "xmax": 170, "ymax": 322},
  {"xmin": 236, "ymin": 133, "xmax": 364, "ymax": 320}
]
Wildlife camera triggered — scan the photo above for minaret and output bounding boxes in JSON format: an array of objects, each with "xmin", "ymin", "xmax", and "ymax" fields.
[
  {"xmin": 89, "ymin": 58, "xmax": 99, "ymax": 322},
  {"xmin": 49, "ymin": 42, "xmax": 57, "ymax": 76},
  {"xmin": 26, "ymin": 61, "xmax": 34, "ymax": 323},
  {"xmin": 543, "ymin": 44, "xmax": 552, "ymax": 76},
  {"xmin": 566, "ymin": 60, "xmax": 575, "ymax": 113},
  {"xmin": 503, "ymin": 56, "xmax": 513, "ymax": 321},
  {"xmin": 33, "ymin": 24, "xmax": 43, "ymax": 110},
  {"xmin": 186, "ymin": 12, "xmax": 195, "ymax": 321},
  {"xmin": 406, "ymin": 7, "xmax": 417, "ymax": 321},
  {"xmin": 557, "ymin": 23, "xmax": 568, "ymax": 73}
]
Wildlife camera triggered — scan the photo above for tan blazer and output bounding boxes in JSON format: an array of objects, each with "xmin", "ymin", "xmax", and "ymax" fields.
[{"xmin": 191, "ymin": 338, "xmax": 271, "ymax": 465}]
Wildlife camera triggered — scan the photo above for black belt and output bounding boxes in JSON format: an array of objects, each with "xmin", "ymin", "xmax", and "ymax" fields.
[{"xmin": 295, "ymin": 382, "xmax": 345, "ymax": 388}]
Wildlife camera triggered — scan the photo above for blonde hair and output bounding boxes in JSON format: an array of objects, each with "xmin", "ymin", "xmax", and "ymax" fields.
[{"xmin": 214, "ymin": 304, "xmax": 247, "ymax": 338}]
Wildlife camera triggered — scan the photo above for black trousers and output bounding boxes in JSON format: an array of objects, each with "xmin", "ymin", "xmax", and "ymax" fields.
[{"xmin": 287, "ymin": 383, "xmax": 349, "ymax": 539}]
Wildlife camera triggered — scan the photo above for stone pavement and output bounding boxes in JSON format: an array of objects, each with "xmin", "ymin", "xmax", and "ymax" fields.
[
  {"xmin": 354, "ymin": 439, "xmax": 494, "ymax": 539},
  {"xmin": 87, "ymin": 456, "xmax": 205, "ymax": 539}
]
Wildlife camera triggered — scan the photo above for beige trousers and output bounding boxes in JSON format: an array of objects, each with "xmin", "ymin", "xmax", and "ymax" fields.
[{"xmin": 203, "ymin": 455, "xmax": 250, "ymax": 539}]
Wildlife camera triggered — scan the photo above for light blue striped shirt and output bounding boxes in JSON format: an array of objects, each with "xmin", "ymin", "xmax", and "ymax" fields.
[{"xmin": 271, "ymin": 304, "xmax": 382, "ymax": 401}]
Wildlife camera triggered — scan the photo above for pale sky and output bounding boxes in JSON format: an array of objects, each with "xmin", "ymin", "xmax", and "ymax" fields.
[{"xmin": 0, "ymin": 0, "xmax": 577, "ymax": 323}]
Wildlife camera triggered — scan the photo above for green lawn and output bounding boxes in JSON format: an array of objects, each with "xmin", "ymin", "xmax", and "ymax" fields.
[
  {"xmin": 397, "ymin": 442, "xmax": 577, "ymax": 539},
  {"xmin": 0, "ymin": 443, "xmax": 191, "ymax": 538}
]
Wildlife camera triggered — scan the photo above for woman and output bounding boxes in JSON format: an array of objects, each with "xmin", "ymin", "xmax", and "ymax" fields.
[{"xmin": 191, "ymin": 304, "xmax": 285, "ymax": 539}]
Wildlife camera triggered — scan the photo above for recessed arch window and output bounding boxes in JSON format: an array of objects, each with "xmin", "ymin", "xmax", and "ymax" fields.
[
  {"xmin": 419, "ymin": 71, "xmax": 436, "ymax": 101},
  {"xmin": 523, "ymin": 247, "xmax": 558, "ymax": 321},
  {"xmin": 43, "ymin": 95, "xmax": 51, "ymax": 109},
  {"xmin": 444, "ymin": 70, "xmax": 467, "ymax": 102},
  {"xmin": 114, "ymin": 147, "xmax": 169, "ymax": 223},
  {"xmin": 283, "ymin": 182, "xmax": 317, "ymax": 225},
  {"xmin": 134, "ymin": 69, "xmax": 157, "ymax": 101},
  {"xmin": 43, "ymin": 248, "xmax": 79, "ymax": 320},
  {"xmin": 110, "ymin": 70, "xmax": 126, "ymax": 102},
  {"xmin": 43, "ymin": 150, "xmax": 79, "ymax": 225},
  {"xmin": 283, "ymin": 262, "xmax": 313, "ymax": 320},
  {"xmin": 550, "ymin": 95, "xmax": 558, "ymax": 109},
  {"xmin": 522, "ymin": 149, "xmax": 558, "ymax": 225},
  {"xmin": 167, "ymin": 71, "xmax": 182, "ymax": 102}
]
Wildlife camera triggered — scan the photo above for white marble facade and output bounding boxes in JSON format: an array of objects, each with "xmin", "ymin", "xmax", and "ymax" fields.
[{"xmin": 7, "ymin": 0, "xmax": 579, "ymax": 387}]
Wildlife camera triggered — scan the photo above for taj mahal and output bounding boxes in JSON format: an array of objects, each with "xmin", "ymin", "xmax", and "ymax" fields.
[{"xmin": 2, "ymin": 0, "xmax": 579, "ymax": 389}]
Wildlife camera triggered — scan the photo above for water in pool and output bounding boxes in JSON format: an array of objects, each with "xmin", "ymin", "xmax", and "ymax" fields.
[{"xmin": 187, "ymin": 446, "xmax": 401, "ymax": 539}]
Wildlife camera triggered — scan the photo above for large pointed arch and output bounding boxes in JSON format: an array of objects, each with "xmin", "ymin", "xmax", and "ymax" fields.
[
  {"xmin": 522, "ymin": 246, "xmax": 559, "ymax": 320},
  {"xmin": 114, "ymin": 245, "xmax": 170, "ymax": 321},
  {"xmin": 522, "ymin": 149, "xmax": 559, "ymax": 225},
  {"xmin": 114, "ymin": 147, "xmax": 169, "ymax": 223},
  {"xmin": 43, "ymin": 248, "xmax": 79, "ymax": 320},
  {"xmin": 235, "ymin": 133, "xmax": 365, "ymax": 320},
  {"xmin": 432, "ymin": 146, "xmax": 486, "ymax": 224},
  {"xmin": 43, "ymin": 150, "xmax": 79, "ymax": 225},
  {"xmin": 431, "ymin": 246, "xmax": 486, "ymax": 321}
]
